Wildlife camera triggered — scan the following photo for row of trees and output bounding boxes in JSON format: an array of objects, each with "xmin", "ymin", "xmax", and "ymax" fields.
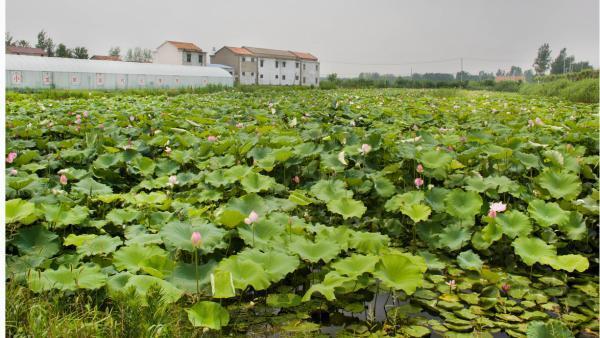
[
  {"xmin": 533, "ymin": 44, "xmax": 592, "ymax": 75},
  {"xmin": 6, "ymin": 30, "xmax": 153, "ymax": 62}
]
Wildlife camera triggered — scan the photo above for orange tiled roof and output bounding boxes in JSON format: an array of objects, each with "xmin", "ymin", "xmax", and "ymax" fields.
[
  {"xmin": 166, "ymin": 41, "xmax": 203, "ymax": 52},
  {"xmin": 7, "ymin": 46, "xmax": 47, "ymax": 56},
  {"xmin": 225, "ymin": 46, "xmax": 253, "ymax": 56},
  {"xmin": 290, "ymin": 51, "xmax": 318, "ymax": 61}
]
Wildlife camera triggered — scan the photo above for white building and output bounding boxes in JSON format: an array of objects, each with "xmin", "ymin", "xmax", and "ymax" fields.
[
  {"xmin": 153, "ymin": 41, "xmax": 207, "ymax": 66},
  {"xmin": 210, "ymin": 46, "xmax": 319, "ymax": 86}
]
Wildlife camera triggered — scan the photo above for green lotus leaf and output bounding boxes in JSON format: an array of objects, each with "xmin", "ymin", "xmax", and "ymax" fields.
[
  {"xmin": 28, "ymin": 264, "xmax": 107, "ymax": 292},
  {"xmin": 165, "ymin": 260, "xmax": 216, "ymax": 293},
  {"xmin": 537, "ymin": 169, "xmax": 582, "ymax": 200},
  {"xmin": 456, "ymin": 250, "xmax": 483, "ymax": 272},
  {"xmin": 401, "ymin": 203, "xmax": 431, "ymax": 223},
  {"xmin": 558, "ymin": 211, "xmax": 587, "ymax": 241},
  {"xmin": 512, "ymin": 237, "xmax": 556, "ymax": 266},
  {"xmin": 331, "ymin": 254, "xmax": 379, "ymax": 278},
  {"xmin": 310, "ymin": 179, "xmax": 353, "ymax": 202},
  {"xmin": 402, "ymin": 325, "xmax": 430, "ymax": 337},
  {"xmin": 215, "ymin": 255, "xmax": 271, "ymax": 291},
  {"xmin": 438, "ymin": 224, "xmax": 471, "ymax": 251},
  {"xmin": 349, "ymin": 230, "xmax": 390, "ymax": 254},
  {"xmin": 139, "ymin": 254, "xmax": 176, "ymax": 278},
  {"xmin": 541, "ymin": 254, "xmax": 589, "ymax": 273},
  {"xmin": 514, "ymin": 151, "xmax": 541, "ymax": 169},
  {"xmin": 418, "ymin": 150, "xmax": 452, "ymax": 169},
  {"xmin": 480, "ymin": 221, "xmax": 503, "ymax": 243},
  {"xmin": 223, "ymin": 165, "xmax": 252, "ymax": 181},
  {"xmin": 372, "ymin": 175, "xmax": 396, "ymax": 197},
  {"xmin": 484, "ymin": 144, "xmax": 512, "ymax": 159},
  {"xmin": 210, "ymin": 270, "xmax": 236, "ymax": 298},
  {"xmin": 119, "ymin": 274, "xmax": 183, "ymax": 304},
  {"xmin": 240, "ymin": 171, "xmax": 276, "ymax": 193},
  {"xmin": 425, "ymin": 187, "xmax": 450, "ymax": 212},
  {"xmin": 385, "ymin": 191, "xmax": 425, "ymax": 212},
  {"xmin": 93, "ymin": 153, "xmax": 121, "ymax": 169},
  {"xmin": 42, "ymin": 204, "xmax": 89, "ymax": 228},
  {"xmin": 326, "ymin": 197, "xmax": 366, "ymax": 219},
  {"xmin": 205, "ymin": 170, "xmax": 231, "ymax": 187},
  {"xmin": 526, "ymin": 320, "xmax": 574, "ymax": 338},
  {"xmin": 63, "ymin": 234, "xmax": 97, "ymax": 247},
  {"xmin": 527, "ymin": 199, "xmax": 570, "ymax": 227},
  {"xmin": 131, "ymin": 156, "xmax": 156, "ymax": 176},
  {"xmin": 106, "ymin": 208, "xmax": 140, "ymax": 225},
  {"xmin": 215, "ymin": 209, "xmax": 246, "ymax": 228},
  {"xmin": 113, "ymin": 243, "xmax": 168, "ymax": 272},
  {"xmin": 186, "ymin": 301, "xmax": 230, "ymax": 330},
  {"xmin": 132, "ymin": 191, "xmax": 167, "ymax": 205},
  {"xmin": 373, "ymin": 253, "xmax": 426, "ymax": 294},
  {"xmin": 5, "ymin": 199, "xmax": 37, "ymax": 224},
  {"xmin": 288, "ymin": 190, "xmax": 315, "ymax": 206},
  {"xmin": 496, "ymin": 210, "xmax": 532, "ymax": 238},
  {"xmin": 160, "ymin": 221, "xmax": 227, "ymax": 254},
  {"xmin": 302, "ymin": 271, "xmax": 349, "ymax": 301},
  {"xmin": 444, "ymin": 189, "xmax": 483, "ymax": 220},
  {"xmin": 72, "ymin": 177, "xmax": 113, "ymax": 196},
  {"xmin": 12, "ymin": 225, "xmax": 59, "ymax": 258},
  {"xmin": 267, "ymin": 293, "xmax": 302, "ymax": 308},
  {"xmin": 226, "ymin": 193, "xmax": 268, "ymax": 216},
  {"xmin": 76, "ymin": 235, "xmax": 122, "ymax": 257},
  {"xmin": 238, "ymin": 248, "xmax": 299, "ymax": 283},
  {"xmin": 288, "ymin": 237, "xmax": 342, "ymax": 263},
  {"xmin": 417, "ymin": 250, "xmax": 446, "ymax": 270}
]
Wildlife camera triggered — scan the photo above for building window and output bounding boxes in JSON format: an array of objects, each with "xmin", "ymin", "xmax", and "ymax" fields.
[
  {"xmin": 242, "ymin": 57, "xmax": 246, "ymax": 62},
  {"xmin": 303, "ymin": 77, "xmax": 306, "ymax": 84},
  {"xmin": 186, "ymin": 53, "xmax": 191, "ymax": 62},
  {"xmin": 315, "ymin": 78, "xmax": 318, "ymax": 84},
  {"xmin": 260, "ymin": 60, "xmax": 264, "ymax": 67},
  {"xmin": 275, "ymin": 61, "xmax": 279, "ymax": 68},
  {"xmin": 282, "ymin": 75, "xmax": 286, "ymax": 80},
  {"xmin": 251, "ymin": 58, "xmax": 255, "ymax": 62},
  {"xmin": 295, "ymin": 75, "xmax": 299, "ymax": 80},
  {"xmin": 242, "ymin": 72, "xmax": 246, "ymax": 76},
  {"xmin": 275, "ymin": 75, "xmax": 278, "ymax": 79},
  {"xmin": 282, "ymin": 61, "xmax": 286, "ymax": 67},
  {"xmin": 198, "ymin": 54, "xmax": 203, "ymax": 63},
  {"xmin": 251, "ymin": 72, "xmax": 254, "ymax": 76},
  {"xmin": 303, "ymin": 64, "xmax": 306, "ymax": 70},
  {"xmin": 296, "ymin": 62, "xmax": 299, "ymax": 68},
  {"xmin": 316, "ymin": 64, "xmax": 319, "ymax": 71},
  {"xmin": 260, "ymin": 74, "xmax": 263, "ymax": 78}
]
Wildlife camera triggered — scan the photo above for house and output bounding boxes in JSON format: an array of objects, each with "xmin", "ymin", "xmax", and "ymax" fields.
[
  {"xmin": 495, "ymin": 75, "xmax": 524, "ymax": 82},
  {"xmin": 153, "ymin": 41, "xmax": 207, "ymax": 66},
  {"xmin": 210, "ymin": 46, "xmax": 319, "ymax": 86},
  {"xmin": 90, "ymin": 55, "xmax": 121, "ymax": 61},
  {"xmin": 7, "ymin": 46, "xmax": 47, "ymax": 57}
]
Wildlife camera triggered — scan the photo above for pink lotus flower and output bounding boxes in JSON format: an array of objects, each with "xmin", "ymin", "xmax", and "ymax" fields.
[
  {"xmin": 9, "ymin": 169, "xmax": 18, "ymax": 176},
  {"xmin": 501, "ymin": 283, "xmax": 511, "ymax": 294},
  {"xmin": 76, "ymin": 114, "xmax": 81, "ymax": 120},
  {"xmin": 416, "ymin": 164, "xmax": 424, "ymax": 173},
  {"xmin": 292, "ymin": 176, "xmax": 300, "ymax": 184},
  {"xmin": 488, "ymin": 201, "xmax": 507, "ymax": 218},
  {"xmin": 59, "ymin": 174, "xmax": 68, "ymax": 185},
  {"xmin": 527, "ymin": 119, "xmax": 534, "ymax": 128},
  {"xmin": 207, "ymin": 135, "xmax": 218, "ymax": 142},
  {"xmin": 6, "ymin": 152, "xmax": 17, "ymax": 164},
  {"xmin": 75, "ymin": 118, "xmax": 81, "ymax": 125},
  {"xmin": 414, "ymin": 177, "xmax": 424, "ymax": 188},
  {"xmin": 98, "ymin": 123, "xmax": 104, "ymax": 130},
  {"xmin": 535, "ymin": 117, "xmax": 544, "ymax": 126},
  {"xmin": 191, "ymin": 231, "xmax": 202, "ymax": 248},
  {"xmin": 244, "ymin": 211, "xmax": 259, "ymax": 225},
  {"xmin": 165, "ymin": 146, "xmax": 172, "ymax": 154},
  {"xmin": 83, "ymin": 111, "xmax": 88, "ymax": 118},
  {"xmin": 168, "ymin": 175, "xmax": 178, "ymax": 187},
  {"xmin": 359, "ymin": 143, "xmax": 372, "ymax": 155},
  {"xmin": 236, "ymin": 123, "xmax": 243, "ymax": 128}
]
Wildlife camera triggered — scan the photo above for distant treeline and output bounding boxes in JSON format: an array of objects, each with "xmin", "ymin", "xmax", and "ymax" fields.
[{"xmin": 534, "ymin": 69, "xmax": 598, "ymax": 83}]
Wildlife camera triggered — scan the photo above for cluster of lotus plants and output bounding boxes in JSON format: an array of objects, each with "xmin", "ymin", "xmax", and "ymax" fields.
[{"xmin": 5, "ymin": 88, "xmax": 598, "ymax": 336}]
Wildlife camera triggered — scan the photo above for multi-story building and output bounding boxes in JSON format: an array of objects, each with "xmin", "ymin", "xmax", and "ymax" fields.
[
  {"xmin": 211, "ymin": 46, "xmax": 319, "ymax": 86},
  {"xmin": 153, "ymin": 41, "xmax": 207, "ymax": 66}
]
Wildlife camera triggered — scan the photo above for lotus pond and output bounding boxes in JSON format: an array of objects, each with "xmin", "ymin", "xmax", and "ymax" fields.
[{"xmin": 5, "ymin": 88, "xmax": 599, "ymax": 337}]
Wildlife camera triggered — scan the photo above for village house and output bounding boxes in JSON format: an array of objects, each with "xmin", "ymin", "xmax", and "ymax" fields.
[
  {"xmin": 7, "ymin": 46, "xmax": 47, "ymax": 57},
  {"xmin": 211, "ymin": 46, "xmax": 319, "ymax": 86},
  {"xmin": 153, "ymin": 41, "xmax": 207, "ymax": 66}
]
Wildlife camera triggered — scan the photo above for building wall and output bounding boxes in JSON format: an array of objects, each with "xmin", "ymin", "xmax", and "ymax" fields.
[
  {"xmin": 6, "ymin": 69, "xmax": 232, "ymax": 90},
  {"xmin": 239, "ymin": 56, "xmax": 257, "ymax": 85},
  {"xmin": 181, "ymin": 51, "xmax": 206, "ymax": 66},
  {"xmin": 153, "ymin": 43, "xmax": 181, "ymax": 65},
  {"xmin": 257, "ymin": 58, "xmax": 280, "ymax": 85},
  {"xmin": 300, "ymin": 61, "xmax": 320, "ymax": 86}
]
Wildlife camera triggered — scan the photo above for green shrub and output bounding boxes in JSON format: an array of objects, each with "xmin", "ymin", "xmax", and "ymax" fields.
[{"xmin": 520, "ymin": 78, "xmax": 598, "ymax": 103}]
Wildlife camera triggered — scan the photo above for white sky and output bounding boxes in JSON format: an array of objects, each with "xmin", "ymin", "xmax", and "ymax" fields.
[{"xmin": 6, "ymin": 0, "xmax": 599, "ymax": 76}]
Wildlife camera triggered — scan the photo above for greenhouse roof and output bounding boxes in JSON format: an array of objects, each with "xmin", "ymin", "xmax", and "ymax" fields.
[{"xmin": 6, "ymin": 54, "xmax": 232, "ymax": 78}]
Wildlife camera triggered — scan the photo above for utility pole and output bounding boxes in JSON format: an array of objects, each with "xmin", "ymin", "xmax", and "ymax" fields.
[{"xmin": 460, "ymin": 57, "xmax": 464, "ymax": 86}]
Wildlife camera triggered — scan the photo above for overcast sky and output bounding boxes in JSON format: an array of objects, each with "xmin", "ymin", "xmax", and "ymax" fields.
[{"xmin": 6, "ymin": 0, "xmax": 599, "ymax": 76}]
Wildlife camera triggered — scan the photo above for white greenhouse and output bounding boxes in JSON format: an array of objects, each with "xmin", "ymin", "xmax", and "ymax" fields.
[{"xmin": 6, "ymin": 54, "xmax": 233, "ymax": 90}]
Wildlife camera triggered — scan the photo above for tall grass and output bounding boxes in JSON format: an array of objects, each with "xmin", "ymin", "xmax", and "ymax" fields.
[{"xmin": 520, "ymin": 78, "xmax": 598, "ymax": 103}]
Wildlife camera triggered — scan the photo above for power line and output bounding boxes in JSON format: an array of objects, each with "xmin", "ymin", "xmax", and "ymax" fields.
[{"xmin": 319, "ymin": 56, "xmax": 531, "ymax": 66}]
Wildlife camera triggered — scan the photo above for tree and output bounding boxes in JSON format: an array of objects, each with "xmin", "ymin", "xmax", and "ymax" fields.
[
  {"xmin": 125, "ymin": 47, "xmax": 153, "ymax": 62},
  {"xmin": 73, "ymin": 46, "xmax": 89, "ymax": 59},
  {"xmin": 550, "ymin": 48, "xmax": 567, "ymax": 74},
  {"xmin": 6, "ymin": 32, "xmax": 14, "ymax": 46},
  {"xmin": 570, "ymin": 61, "xmax": 592, "ymax": 73},
  {"xmin": 108, "ymin": 46, "xmax": 121, "ymax": 57},
  {"xmin": 56, "ymin": 43, "xmax": 70, "ymax": 57},
  {"xmin": 496, "ymin": 69, "xmax": 505, "ymax": 77},
  {"xmin": 327, "ymin": 73, "xmax": 338, "ymax": 82},
  {"xmin": 524, "ymin": 69, "xmax": 534, "ymax": 82},
  {"xmin": 36, "ymin": 30, "xmax": 55, "ymax": 56},
  {"xmin": 15, "ymin": 40, "xmax": 31, "ymax": 47},
  {"xmin": 509, "ymin": 66, "xmax": 523, "ymax": 76},
  {"xmin": 533, "ymin": 43, "xmax": 551, "ymax": 76}
]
